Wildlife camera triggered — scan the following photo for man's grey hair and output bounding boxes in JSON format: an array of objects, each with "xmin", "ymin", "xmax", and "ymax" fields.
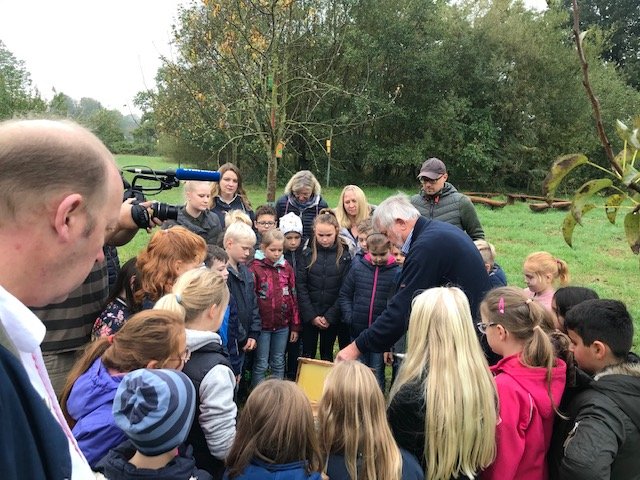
[{"xmin": 372, "ymin": 194, "xmax": 420, "ymax": 231}]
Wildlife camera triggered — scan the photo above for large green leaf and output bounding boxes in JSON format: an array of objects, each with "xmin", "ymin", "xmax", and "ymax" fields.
[
  {"xmin": 604, "ymin": 194, "xmax": 626, "ymax": 224},
  {"xmin": 624, "ymin": 212, "xmax": 640, "ymax": 254},
  {"xmin": 570, "ymin": 178, "xmax": 613, "ymax": 224},
  {"xmin": 543, "ymin": 154, "xmax": 589, "ymax": 200},
  {"xmin": 562, "ymin": 204, "xmax": 595, "ymax": 248}
]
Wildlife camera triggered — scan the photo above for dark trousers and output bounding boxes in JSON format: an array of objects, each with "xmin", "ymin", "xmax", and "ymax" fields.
[
  {"xmin": 285, "ymin": 337, "xmax": 301, "ymax": 380},
  {"xmin": 302, "ymin": 323, "xmax": 338, "ymax": 361},
  {"xmin": 337, "ymin": 322, "xmax": 350, "ymax": 350}
]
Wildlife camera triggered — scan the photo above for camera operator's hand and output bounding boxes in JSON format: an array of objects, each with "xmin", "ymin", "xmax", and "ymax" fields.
[
  {"xmin": 107, "ymin": 199, "xmax": 162, "ymax": 246},
  {"xmin": 147, "ymin": 210, "xmax": 164, "ymax": 230},
  {"xmin": 117, "ymin": 198, "xmax": 139, "ymax": 230}
]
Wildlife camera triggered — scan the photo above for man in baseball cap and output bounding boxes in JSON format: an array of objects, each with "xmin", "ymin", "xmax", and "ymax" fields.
[{"xmin": 411, "ymin": 157, "xmax": 484, "ymax": 240}]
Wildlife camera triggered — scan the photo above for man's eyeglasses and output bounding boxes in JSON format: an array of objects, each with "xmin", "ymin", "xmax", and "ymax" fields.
[
  {"xmin": 419, "ymin": 176, "xmax": 444, "ymax": 184},
  {"xmin": 256, "ymin": 221, "xmax": 276, "ymax": 227},
  {"xmin": 476, "ymin": 322, "xmax": 498, "ymax": 334}
]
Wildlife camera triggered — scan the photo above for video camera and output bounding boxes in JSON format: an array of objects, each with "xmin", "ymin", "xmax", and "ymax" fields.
[{"xmin": 122, "ymin": 167, "xmax": 221, "ymax": 229}]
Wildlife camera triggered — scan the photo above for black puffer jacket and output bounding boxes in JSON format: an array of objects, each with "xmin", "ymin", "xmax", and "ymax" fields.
[
  {"xmin": 555, "ymin": 359, "xmax": 640, "ymax": 480},
  {"xmin": 211, "ymin": 195, "xmax": 255, "ymax": 227},
  {"xmin": 296, "ymin": 242, "xmax": 351, "ymax": 325}
]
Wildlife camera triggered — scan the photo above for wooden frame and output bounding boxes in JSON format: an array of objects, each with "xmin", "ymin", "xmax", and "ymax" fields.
[{"xmin": 295, "ymin": 357, "xmax": 334, "ymax": 404}]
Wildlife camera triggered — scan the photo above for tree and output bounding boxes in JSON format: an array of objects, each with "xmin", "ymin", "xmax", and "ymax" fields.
[
  {"xmin": 87, "ymin": 108, "xmax": 126, "ymax": 152},
  {"xmin": 560, "ymin": 0, "xmax": 640, "ymax": 88},
  {"xmin": 0, "ymin": 40, "xmax": 45, "ymax": 119},
  {"xmin": 49, "ymin": 92, "xmax": 77, "ymax": 117},
  {"xmin": 76, "ymin": 97, "xmax": 104, "ymax": 122},
  {"xmin": 151, "ymin": 0, "xmax": 390, "ymax": 201}
]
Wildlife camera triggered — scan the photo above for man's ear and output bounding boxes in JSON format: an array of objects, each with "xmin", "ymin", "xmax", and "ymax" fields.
[
  {"xmin": 53, "ymin": 194, "xmax": 84, "ymax": 241},
  {"xmin": 395, "ymin": 218, "xmax": 407, "ymax": 231}
]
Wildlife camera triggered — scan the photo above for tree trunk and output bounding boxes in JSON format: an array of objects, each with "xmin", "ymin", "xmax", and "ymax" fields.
[{"xmin": 267, "ymin": 150, "xmax": 277, "ymax": 203}]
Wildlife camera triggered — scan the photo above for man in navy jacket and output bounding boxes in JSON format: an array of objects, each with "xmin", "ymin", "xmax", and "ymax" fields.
[{"xmin": 337, "ymin": 194, "xmax": 491, "ymax": 360}]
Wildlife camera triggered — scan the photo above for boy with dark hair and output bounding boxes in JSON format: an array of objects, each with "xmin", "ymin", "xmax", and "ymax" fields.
[{"xmin": 552, "ymin": 299, "xmax": 640, "ymax": 480}]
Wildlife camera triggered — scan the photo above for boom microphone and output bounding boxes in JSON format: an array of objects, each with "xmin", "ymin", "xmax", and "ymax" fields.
[
  {"xmin": 125, "ymin": 167, "xmax": 221, "ymax": 182},
  {"xmin": 175, "ymin": 168, "xmax": 221, "ymax": 182}
]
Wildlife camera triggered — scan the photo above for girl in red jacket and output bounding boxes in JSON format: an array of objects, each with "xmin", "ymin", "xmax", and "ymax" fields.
[
  {"xmin": 249, "ymin": 229, "xmax": 300, "ymax": 387},
  {"xmin": 479, "ymin": 286, "xmax": 566, "ymax": 480}
]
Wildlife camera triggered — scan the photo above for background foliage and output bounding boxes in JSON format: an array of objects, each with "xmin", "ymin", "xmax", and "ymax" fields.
[
  {"xmin": 137, "ymin": 0, "xmax": 640, "ymax": 194},
  {"xmin": 2, "ymin": 1, "xmax": 639, "ymax": 195}
]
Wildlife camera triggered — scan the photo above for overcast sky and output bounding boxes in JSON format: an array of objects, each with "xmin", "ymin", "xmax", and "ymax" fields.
[{"xmin": 0, "ymin": 0, "xmax": 547, "ymax": 115}]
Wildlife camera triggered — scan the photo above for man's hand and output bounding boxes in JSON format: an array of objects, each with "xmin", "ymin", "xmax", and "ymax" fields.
[
  {"xmin": 243, "ymin": 338, "xmax": 257, "ymax": 351},
  {"xmin": 335, "ymin": 341, "xmax": 361, "ymax": 362},
  {"xmin": 106, "ymin": 200, "xmax": 141, "ymax": 246},
  {"xmin": 289, "ymin": 331, "xmax": 299, "ymax": 343}
]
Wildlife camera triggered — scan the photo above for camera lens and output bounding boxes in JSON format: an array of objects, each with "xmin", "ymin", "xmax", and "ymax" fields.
[{"xmin": 151, "ymin": 202, "xmax": 179, "ymax": 222}]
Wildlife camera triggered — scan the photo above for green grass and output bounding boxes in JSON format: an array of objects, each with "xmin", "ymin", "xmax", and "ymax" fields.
[{"xmin": 116, "ymin": 155, "xmax": 640, "ymax": 350}]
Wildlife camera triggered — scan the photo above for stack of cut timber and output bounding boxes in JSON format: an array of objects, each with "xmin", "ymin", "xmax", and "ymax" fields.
[{"xmin": 467, "ymin": 196, "xmax": 507, "ymax": 209}]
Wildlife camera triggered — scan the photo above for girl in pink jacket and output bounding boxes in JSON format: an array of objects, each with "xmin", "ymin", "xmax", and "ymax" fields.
[{"xmin": 479, "ymin": 286, "xmax": 566, "ymax": 480}]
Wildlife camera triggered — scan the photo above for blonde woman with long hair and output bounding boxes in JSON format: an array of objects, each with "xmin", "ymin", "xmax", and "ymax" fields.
[
  {"xmin": 388, "ymin": 287, "xmax": 497, "ymax": 480},
  {"xmin": 335, "ymin": 185, "xmax": 373, "ymax": 257},
  {"xmin": 318, "ymin": 361, "xmax": 423, "ymax": 480}
]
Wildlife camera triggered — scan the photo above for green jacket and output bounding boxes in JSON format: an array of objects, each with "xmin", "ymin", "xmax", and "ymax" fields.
[{"xmin": 410, "ymin": 183, "xmax": 484, "ymax": 240}]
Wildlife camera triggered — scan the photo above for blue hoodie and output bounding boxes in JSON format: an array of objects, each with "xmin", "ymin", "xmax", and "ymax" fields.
[
  {"xmin": 224, "ymin": 459, "xmax": 323, "ymax": 480},
  {"xmin": 66, "ymin": 357, "xmax": 126, "ymax": 468}
]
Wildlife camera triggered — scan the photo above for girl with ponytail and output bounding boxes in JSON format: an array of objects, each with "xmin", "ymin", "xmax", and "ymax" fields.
[
  {"xmin": 155, "ymin": 267, "xmax": 236, "ymax": 479},
  {"xmin": 479, "ymin": 286, "xmax": 566, "ymax": 480}
]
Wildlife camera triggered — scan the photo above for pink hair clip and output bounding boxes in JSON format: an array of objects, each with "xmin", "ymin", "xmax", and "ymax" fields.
[{"xmin": 498, "ymin": 297, "xmax": 505, "ymax": 314}]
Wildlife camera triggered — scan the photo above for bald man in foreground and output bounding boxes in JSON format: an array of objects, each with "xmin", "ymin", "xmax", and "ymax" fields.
[{"xmin": 0, "ymin": 119, "xmax": 124, "ymax": 478}]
